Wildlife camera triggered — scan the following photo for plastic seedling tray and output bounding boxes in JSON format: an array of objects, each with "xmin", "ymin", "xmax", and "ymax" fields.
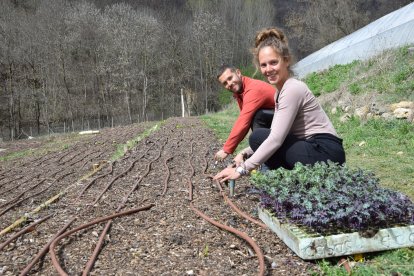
[{"xmin": 258, "ymin": 207, "xmax": 414, "ymax": 260}]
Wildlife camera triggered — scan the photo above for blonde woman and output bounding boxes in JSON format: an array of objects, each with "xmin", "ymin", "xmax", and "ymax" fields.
[{"xmin": 214, "ymin": 27, "xmax": 345, "ymax": 182}]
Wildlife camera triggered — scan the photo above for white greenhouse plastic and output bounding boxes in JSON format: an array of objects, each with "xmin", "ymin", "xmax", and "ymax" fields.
[{"xmin": 293, "ymin": 2, "xmax": 414, "ymax": 78}]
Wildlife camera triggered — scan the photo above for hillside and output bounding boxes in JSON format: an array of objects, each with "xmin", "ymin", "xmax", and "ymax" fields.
[
  {"xmin": 1, "ymin": 0, "xmax": 412, "ymax": 142},
  {"xmin": 0, "ymin": 44, "xmax": 413, "ymax": 275}
]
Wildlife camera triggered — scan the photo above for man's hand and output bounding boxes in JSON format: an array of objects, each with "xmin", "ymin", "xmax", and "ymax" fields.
[
  {"xmin": 215, "ymin": 149, "xmax": 229, "ymax": 161},
  {"xmin": 213, "ymin": 167, "xmax": 241, "ymax": 183}
]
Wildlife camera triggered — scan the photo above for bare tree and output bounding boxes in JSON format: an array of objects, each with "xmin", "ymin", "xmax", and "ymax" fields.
[
  {"xmin": 285, "ymin": 0, "xmax": 371, "ymax": 57},
  {"xmin": 1, "ymin": 0, "xmax": 407, "ymax": 140},
  {"xmin": 0, "ymin": 0, "xmax": 27, "ymax": 139}
]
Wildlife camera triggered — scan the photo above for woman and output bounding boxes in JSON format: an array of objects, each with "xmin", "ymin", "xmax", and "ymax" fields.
[{"xmin": 214, "ymin": 27, "xmax": 345, "ymax": 183}]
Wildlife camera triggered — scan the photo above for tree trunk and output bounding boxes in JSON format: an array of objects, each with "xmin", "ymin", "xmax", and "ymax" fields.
[
  {"xmin": 8, "ymin": 63, "xmax": 16, "ymax": 140},
  {"xmin": 142, "ymin": 74, "xmax": 148, "ymax": 121}
]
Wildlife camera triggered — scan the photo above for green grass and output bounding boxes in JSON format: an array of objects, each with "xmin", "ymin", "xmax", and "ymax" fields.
[
  {"xmin": 201, "ymin": 45, "xmax": 414, "ymax": 275},
  {"xmin": 310, "ymin": 248, "xmax": 414, "ymax": 275},
  {"xmin": 201, "ymin": 102, "xmax": 249, "ymax": 152},
  {"xmin": 305, "ymin": 61, "xmax": 359, "ymax": 96},
  {"xmin": 331, "ymin": 115, "xmax": 414, "ymax": 199},
  {"xmin": 305, "ymin": 45, "xmax": 414, "ymax": 102},
  {"xmin": 0, "ymin": 148, "xmax": 37, "ymax": 162}
]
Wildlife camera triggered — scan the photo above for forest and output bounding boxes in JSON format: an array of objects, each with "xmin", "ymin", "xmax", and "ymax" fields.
[{"xmin": 0, "ymin": 0, "xmax": 410, "ymax": 140}]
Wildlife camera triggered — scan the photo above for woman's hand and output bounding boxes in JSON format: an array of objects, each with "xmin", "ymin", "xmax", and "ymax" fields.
[
  {"xmin": 233, "ymin": 153, "xmax": 244, "ymax": 167},
  {"xmin": 213, "ymin": 167, "xmax": 241, "ymax": 183}
]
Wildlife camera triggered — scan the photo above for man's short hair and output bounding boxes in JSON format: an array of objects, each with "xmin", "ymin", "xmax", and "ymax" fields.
[{"xmin": 216, "ymin": 64, "xmax": 237, "ymax": 79}]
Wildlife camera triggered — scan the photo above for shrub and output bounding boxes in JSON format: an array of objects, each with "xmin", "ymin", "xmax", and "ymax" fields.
[{"xmin": 251, "ymin": 161, "xmax": 414, "ymax": 235}]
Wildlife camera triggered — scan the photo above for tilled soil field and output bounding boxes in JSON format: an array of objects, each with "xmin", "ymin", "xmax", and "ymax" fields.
[{"xmin": 0, "ymin": 117, "xmax": 316, "ymax": 275}]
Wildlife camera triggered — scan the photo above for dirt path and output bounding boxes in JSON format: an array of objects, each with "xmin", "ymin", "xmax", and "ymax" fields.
[{"xmin": 0, "ymin": 117, "xmax": 315, "ymax": 275}]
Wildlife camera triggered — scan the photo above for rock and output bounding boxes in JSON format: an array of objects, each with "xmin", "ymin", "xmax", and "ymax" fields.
[
  {"xmin": 393, "ymin": 108, "xmax": 412, "ymax": 119},
  {"xmin": 186, "ymin": 270, "xmax": 194, "ymax": 275},
  {"xmin": 396, "ymin": 151, "xmax": 404, "ymax": 155},
  {"xmin": 331, "ymin": 107, "xmax": 338, "ymax": 114},
  {"xmin": 390, "ymin": 101, "xmax": 414, "ymax": 111},
  {"xmin": 271, "ymin": 262, "xmax": 278, "ymax": 269},
  {"xmin": 340, "ymin": 113, "xmax": 351, "ymax": 123},
  {"xmin": 359, "ymin": 141, "xmax": 366, "ymax": 147},
  {"xmin": 1, "ymin": 266, "xmax": 9, "ymax": 274},
  {"xmin": 381, "ymin": 112, "xmax": 393, "ymax": 120},
  {"xmin": 247, "ymin": 248, "xmax": 255, "ymax": 256},
  {"xmin": 344, "ymin": 106, "xmax": 351, "ymax": 113},
  {"xmin": 354, "ymin": 106, "xmax": 370, "ymax": 119},
  {"xmin": 370, "ymin": 103, "xmax": 387, "ymax": 115}
]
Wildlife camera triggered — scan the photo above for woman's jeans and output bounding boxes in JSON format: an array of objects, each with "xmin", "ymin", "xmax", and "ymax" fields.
[
  {"xmin": 251, "ymin": 109, "xmax": 274, "ymax": 130},
  {"xmin": 249, "ymin": 129, "xmax": 346, "ymax": 170}
]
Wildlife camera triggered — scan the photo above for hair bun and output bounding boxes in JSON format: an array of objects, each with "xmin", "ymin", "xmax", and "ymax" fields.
[{"xmin": 255, "ymin": 27, "xmax": 287, "ymax": 47}]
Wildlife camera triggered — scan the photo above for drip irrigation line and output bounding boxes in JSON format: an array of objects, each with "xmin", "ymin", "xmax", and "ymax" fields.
[
  {"xmin": 19, "ymin": 218, "xmax": 76, "ymax": 276},
  {"xmin": 77, "ymin": 161, "xmax": 113, "ymax": 198},
  {"xmin": 0, "ymin": 173, "xmax": 41, "ymax": 197},
  {"xmin": 0, "ymin": 181, "xmax": 55, "ymax": 217},
  {"xmin": 82, "ymin": 220, "xmax": 112, "ymax": 276},
  {"xmin": 78, "ymin": 160, "xmax": 108, "ymax": 182},
  {"xmin": 80, "ymin": 151, "xmax": 106, "ymax": 170},
  {"xmin": 92, "ymin": 143, "xmax": 155, "ymax": 205},
  {"xmin": 55, "ymin": 149, "xmax": 73, "ymax": 165},
  {"xmin": 52, "ymin": 138, "xmax": 161, "ymax": 274},
  {"xmin": 0, "ymin": 214, "xmax": 53, "ymax": 251},
  {"xmin": 0, "ymin": 192, "xmax": 64, "ymax": 236},
  {"xmin": 202, "ymin": 152, "xmax": 267, "ymax": 229},
  {"xmin": 0, "ymin": 178, "xmax": 47, "ymax": 209},
  {"xmin": 0, "ymin": 171, "xmax": 74, "ymax": 217},
  {"xmin": 32, "ymin": 151, "xmax": 62, "ymax": 167},
  {"xmin": 65, "ymin": 149, "xmax": 99, "ymax": 168},
  {"xmin": 187, "ymin": 142, "xmax": 196, "ymax": 201},
  {"xmin": 117, "ymin": 139, "xmax": 166, "ymax": 211},
  {"xmin": 187, "ymin": 144, "xmax": 265, "ymax": 276},
  {"xmin": 189, "ymin": 203, "xmax": 265, "ymax": 276},
  {"xmin": 58, "ymin": 151, "xmax": 82, "ymax": 165},
  {"xmin": 187, "ymin": 176, "xmax": 193, "ymax": 201},
  {"xmin": 338, "ymin": 258, "xmax": 352, "ymax": 274},
  {"xmin": 189, "ymin": 142, "xmax": 195, "ymax": 176},
  {"xmin": 0, "ymin": 175, "xmax": 24, "ymax": 189},
  {"xmin": 215, "ymin": 180, "xmax": 267, "ymax": 229},
  {"xmin": 53, "ymin": 139, "xmax": 164, "ymax": 275},
  {"xmin": 49, "ymin": 204, "xmax": 155, "ymax": 276},
  {"xmin": 161, "ymin": 157, "xmax": 173, "ymax": 196}
]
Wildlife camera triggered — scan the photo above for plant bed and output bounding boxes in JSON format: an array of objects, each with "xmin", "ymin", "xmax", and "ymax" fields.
[
  {"xmin": 258, "ymin": 206, "xmax": 414, "ymax": 260},
  {"xmin": 251, "ymin": 162, "xmax": 414, "ymax": 259}
]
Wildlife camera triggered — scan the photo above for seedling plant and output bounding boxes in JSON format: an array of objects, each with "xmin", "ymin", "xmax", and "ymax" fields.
[{"xmin": 251, "ymin": 161, "xmax": 414, "ymax": 235}]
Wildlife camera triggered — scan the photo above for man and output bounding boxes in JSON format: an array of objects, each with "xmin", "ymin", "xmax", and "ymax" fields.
[{"xmin": 215, "ymin": 64, "xmax": 275, "ymax": 161}]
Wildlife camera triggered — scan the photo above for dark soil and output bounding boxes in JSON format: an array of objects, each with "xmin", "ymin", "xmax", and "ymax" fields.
[{"xmin": 0, "ymin": 117, "xmax": 317, "ymax": 275}]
